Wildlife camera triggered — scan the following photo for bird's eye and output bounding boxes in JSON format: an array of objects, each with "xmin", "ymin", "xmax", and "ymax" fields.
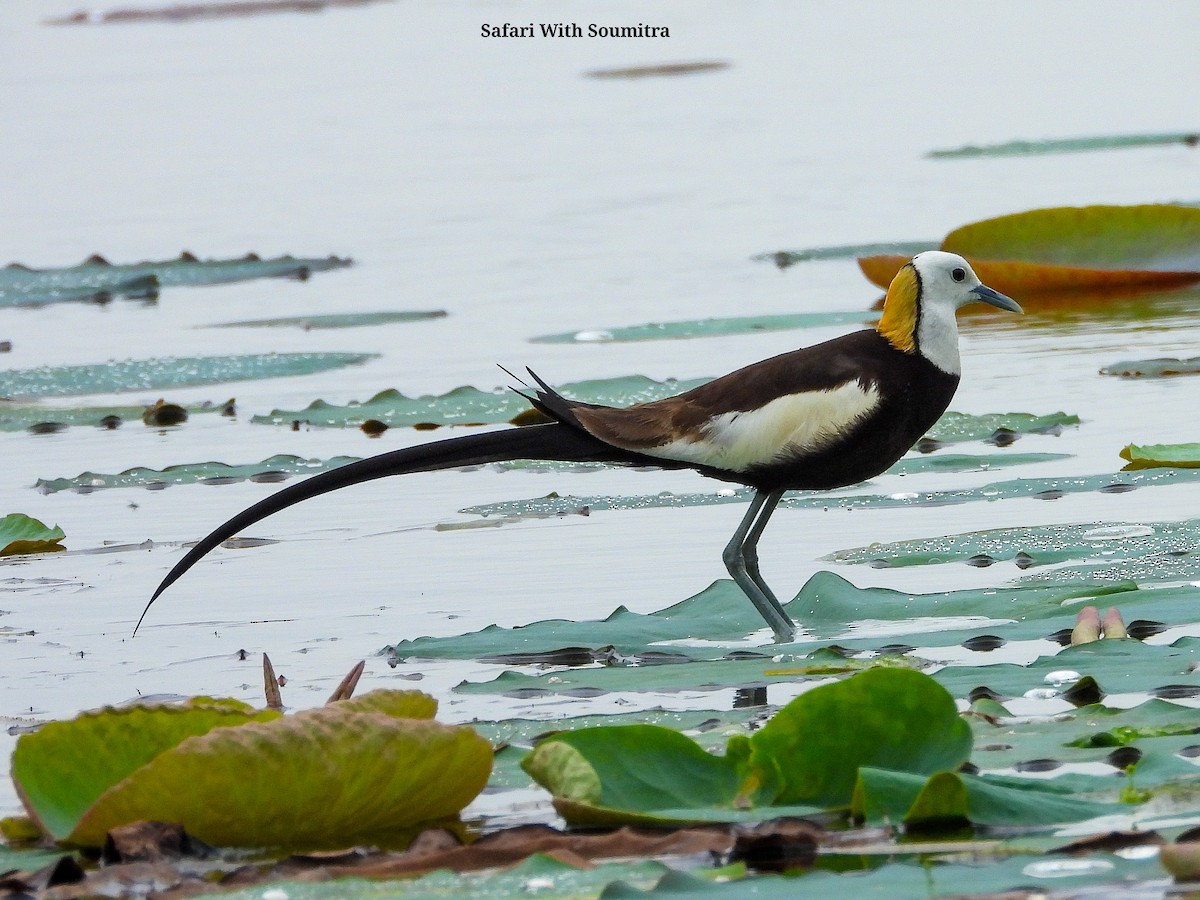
[{"xmin": 951, "ymin": 267, "xmax": 966, "ymax": 283}]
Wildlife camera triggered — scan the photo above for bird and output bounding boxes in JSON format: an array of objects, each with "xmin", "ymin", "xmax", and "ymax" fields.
[{"xmin": 135, "ymin": 251, "xmax": 1020, "ymax": 641}]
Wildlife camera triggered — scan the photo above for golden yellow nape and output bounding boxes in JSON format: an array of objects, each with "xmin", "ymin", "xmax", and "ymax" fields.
[{"xmin": 876, "ymin": 263, "xmax": 920, "ymax": 353}]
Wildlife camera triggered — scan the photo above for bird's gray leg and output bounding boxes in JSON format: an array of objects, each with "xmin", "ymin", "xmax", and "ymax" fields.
[
  {"xmin": 722, "ymin": 490, "xmax": 794, "ymax": 642},
  {"xmin": 741, "ymin": 488, "xmax": 786, "ymax": 609}
]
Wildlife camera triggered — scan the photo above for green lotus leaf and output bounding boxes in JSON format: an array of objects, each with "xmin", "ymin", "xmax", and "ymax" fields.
[
  {"xmin": 67, "ymin": 705, "xmax": 491, "ymax": 849},
  {"xmin": 0, "ymin": 353, "xmax": 378, "ymax": 399},
  {"xmin": 852, "ymin": 768, "xmax": 1120, "ymax": 826},
  {"xmin": 205, "ymin": 310, "xmax": 446, "ymax": 329},
  {"xmin": 0, "ymin": 513, "xmax": 65, "ymax": 556},
  {"xmin": 521, "ymin": 670, "xmax": 972, "ymax": 825},
  {"xmin": 747, "ymin": 669, "xmax": 971, "ymax": 807},
  {"xmin": 12, "ymin": 701, "xmax": 280, "ymax": 842},
  {"xmin": 1121, "ymin": 443, "xmax": 1200, "ymax": 469},
  {"xmin": 0, "ymin": 252, "xmax": 351, "ymax": 308},
  {"xmin": 521, "ymin": 725, "xmax": 746, "ymax": 816}
]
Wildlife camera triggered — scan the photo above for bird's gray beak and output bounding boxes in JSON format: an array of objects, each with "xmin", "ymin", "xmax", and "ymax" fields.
[{"xmin": 971, "ymin": 283, "xmax": 1022, "ymax": 313}]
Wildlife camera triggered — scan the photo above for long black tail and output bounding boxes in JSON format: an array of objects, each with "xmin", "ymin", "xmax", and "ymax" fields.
[{"xmin": 134, "ymin": 423, "xmax": 645, "ymax": 634}]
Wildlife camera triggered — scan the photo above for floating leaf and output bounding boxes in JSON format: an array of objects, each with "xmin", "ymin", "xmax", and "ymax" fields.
[
  {"xmin": 0, "ymin": 513, "xmax": 65, "ymax": 556},
  {"xmin": 35, "ymin": 454, "xmax": 361, "ymax": 494},
  {"xmin": 929, "ymin": 131, "xmax": 1200, "ymax": 159},
  {"xmin": 215, "ymin": 855, "xmax": 669, "ymax": 900},
  {"xmin": 858, "ymin": 205, "xmax": 1200, "ymax": 295},
  {"xmin": 0, "ymin": 399, "xmax": 229, "ymax": 433},
  {"xmin": 852, "ymin": 768, "xmax": 1118, "ymax": 826},
  {"xmin": 252, "ymin": 375, "xmax": 709, "ymax": 428},
  {"xmin": 752, "ymin": 240, "xmax": 934, "ymax": 270},
  {"xmin": 1121, "ymin": 443, "xmax": 1200, "ymax": 470},
  {"xmin": 529, "ymin": 311, "xmax": 870, "ymax": 344},
  {"xmin": 585, "ymin": 60, "xmax": 729, "ymax": 79},
  {"xmin": 0, "ymin": 252, "xmax": 350, "ymax": 308},
  {"xmin": 830, "ymin": 519, "xmax": 1200, "ymax": 573},
  {"xmin": 47, "ymin": 0, "xmax": 392, "ymax": 25},
  {"xmin": 461, "ymin": 465, "xmax": 1200, "ymax": 521},
  {"xmin": 0, "ymin": 352, "xmax": 377, "ymax": 399},
  {"xmin": 205, "ymin": 311, "xmax": 447, "ymax": 330},
  {"xmin": 12, "ymin": 700, "xmax": 279, "ymax": 842},
  {"xmin": 521, "ymin": 670, "xmax": 972, "ymax": 825},
  {"xmin": 68, "ymin": 704, "xmax": 490, "ymax": 849},
  {"xmin": 925, "ymin": 411, "xmax": 1078, "ymax": 443},
  {"xmin": 748, "ymin": 669, "xmax": 971, "ymax": 807},
  {"xmin": 1102, "ymin": 357, "xmax": 1200, "ymax": 378}
]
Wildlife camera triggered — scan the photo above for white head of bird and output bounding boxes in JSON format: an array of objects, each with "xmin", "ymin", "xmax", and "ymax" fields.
[{"xmin": 877, "ymin": 250, "xmax": 1021, "ymax": 375}]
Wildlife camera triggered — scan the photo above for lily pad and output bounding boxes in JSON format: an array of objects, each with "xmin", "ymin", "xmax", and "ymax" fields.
[
  {"xmin": 390, "ymin": 570, "xmax": 1148, "ymax": 665},
  {"xmin": 751, "ymin": 240, "xmax": 935, "ymax": 270},
  {"xmin": 529, "ymin": 311, "xmax": 870, "ymax": 344},
  {"xmin": 852, "ymin": 768, "xmax": 1118, "ymax": 826},
  {"xmin": 11, "ymin": 699, "xmax": 279, "ymax": 842},
  {"xmin": 12, "ymin": 689, "xmax": 482, "ymax": 850},
  {"xmin": 1121, "ymin": 443, "xmax": 1200, "ymax": 470},
  {"xmin": 252, "ymin": 375, "xmax": 710, "ymax": 428},
  {"xmin": 0, "ymin": 513, "xmax": 65, "ymax": 556},
  {"xmin": 69, "ymin": 704, "xmax": 490, "ymax": 849},
  {"xmin": 460, "ymin": 465, "xmax": 1200, "ymax": 520},
  {"xmin": 858, "ymin": 204, "xmax": 1200, "ymax": 295},
  {"xmin": 0, "ymin": 398, "xmax": 229, "ymax": 432},
  {"xmin": 1101, "ymin": 357, "xmax": 1200, "ymax": 378},
  {"xmin": 520, "ymin": 670, "xmax": 972, "ymax": 825},
  {"xmin": 204, "ymin": 310, "xmax": 447, "ymax": 330},
  {"xmin": 0, "ymin": 252, "xmax": 351, "ymax": 308},
  {"xmin": 0, "ymin": 352, "xmax": 377, "ymax": 399},
  {"xmin": 928, "ymin": 131, "xmax": 1200, "ymax": 159},
  {"xmin": 829, "ymin": 519, "xmax": 1200, "ymax": 573},
  {"xmin": 215, "ymin": 854, "xmax": 669, "ymax": 900},
  {"xmin": 35, "ymin": 454, "xmax": 362, "ymax": 494}
]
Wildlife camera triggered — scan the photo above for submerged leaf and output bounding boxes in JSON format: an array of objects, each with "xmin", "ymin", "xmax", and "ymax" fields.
[
  {"xmin": 205, "ymin": 311, "xmax": 447, "ymax": 330},
  {"xmin": 0, "ymin": 252, "xmax": 351, "ymax": 308},
  {"xmin": 36, "ymin": 454, "xmax": 361, "ymax": 494},
  {"xmin": 928, "ymin": 131, "xmax": 1200, "ymax": 159},
  {"xmin": 252, "ymin": 375, "xmax": 709, "ymax": 428},
  {"xmin": 0, "ymin": 353, "xmax": 377, "ymax": 399},
  {"xmin": 1102, "ymin": 357, "xmax": 1200, "ymax": 378},
  {"xmin": 859, "ymin": 204, "xmax": 1200, "ymax": 295},
  {"xmin": 0, "ymin": 513, "xmax": 65, "ymax": 556},
  {"xmin": 1121, "ymin": 443, "xmax": 1200, "ymax": 470},
  {"xmin": 530, "ymin": 311, "xmax": 869, "ymax": 344},
  {"xmin": 0, "ymin": 398, "xmax": 229, "ymax": 432},
  {"xmin": 752, "ymin": 240, "xmax": 936, "ymax": 269}
]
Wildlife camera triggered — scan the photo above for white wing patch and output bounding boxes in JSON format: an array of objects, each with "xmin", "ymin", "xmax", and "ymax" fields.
[{"xmin": 643, "ymin": 381, "xmax": 882, "ymax": 472}]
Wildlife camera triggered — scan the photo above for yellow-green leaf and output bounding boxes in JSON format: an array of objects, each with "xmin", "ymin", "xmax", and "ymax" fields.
[
  {"xmin": 68, "ymin": 706, "xmax": 491, "ymax": 849},
  {"xmin": 0, "ymin": 513, "xmax": 65, "ymax": 556}
]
